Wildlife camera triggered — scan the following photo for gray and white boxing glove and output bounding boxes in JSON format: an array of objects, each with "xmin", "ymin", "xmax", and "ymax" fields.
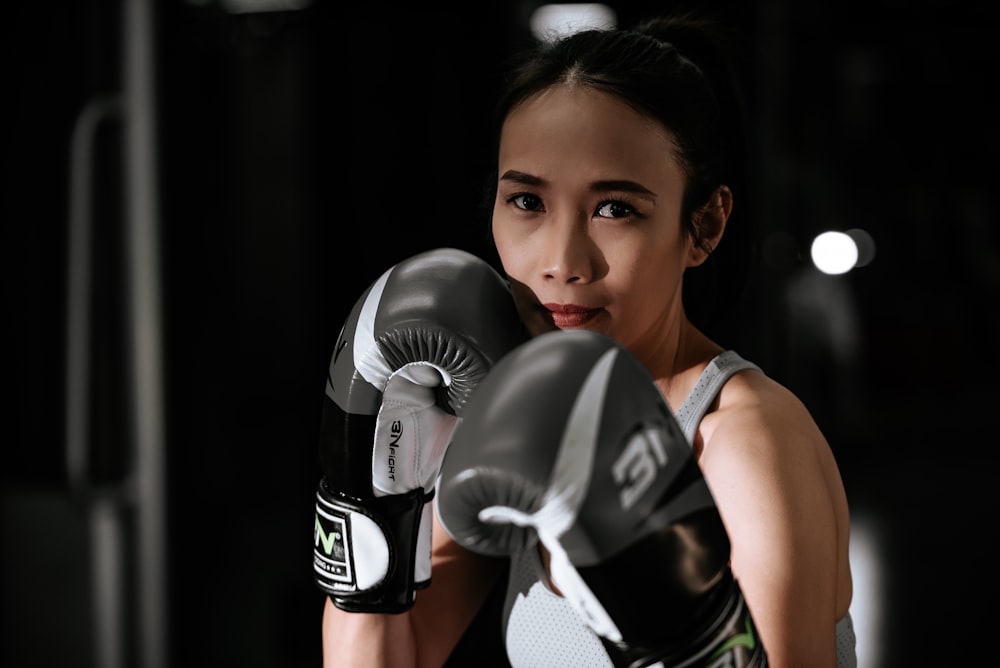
[
  {"xmin": 437, "ymin": 329, "xmax": 768, "ymax": 667},
  {"xmin": 313, "ymin": 247, "xmax": 525, "ymax": 613}
]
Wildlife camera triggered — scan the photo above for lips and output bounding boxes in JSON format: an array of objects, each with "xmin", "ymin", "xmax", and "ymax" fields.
[{"xmin": 543, "ymin": 303, "xmax": 602, "ymax": 328}]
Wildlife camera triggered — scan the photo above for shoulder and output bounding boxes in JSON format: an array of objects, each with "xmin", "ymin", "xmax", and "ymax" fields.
[
  {"xmin": 694, "ymin": 361, "xmax": 842, "ymax": 561},
  {"xmin": 698, "ymin": 362, "xmax": 824, "ymax": 469},
  {"xmin": 691, "ymin": 359, "xmax": 851, "ymax": 663}
]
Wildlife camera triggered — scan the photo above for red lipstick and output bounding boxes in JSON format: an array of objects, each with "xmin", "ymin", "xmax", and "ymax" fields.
[{"xmin": 543, "ymin": 303, "xmax": 601, "ymax": 328}]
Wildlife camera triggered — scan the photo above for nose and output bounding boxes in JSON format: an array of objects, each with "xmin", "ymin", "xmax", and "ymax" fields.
[{"xmin": 540, "ymin": 214, "xmax": 598, "ymax": 284}]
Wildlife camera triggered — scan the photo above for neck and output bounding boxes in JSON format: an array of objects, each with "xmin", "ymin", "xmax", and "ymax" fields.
[{"xmin": 647, "ymin": 320, "xmax": 723, "ymax": 410}]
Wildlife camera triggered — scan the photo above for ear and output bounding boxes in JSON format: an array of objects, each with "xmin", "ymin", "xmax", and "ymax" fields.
[{"xmin": 687, "ymin": 185, "xmax": 733, "ymax": 267}]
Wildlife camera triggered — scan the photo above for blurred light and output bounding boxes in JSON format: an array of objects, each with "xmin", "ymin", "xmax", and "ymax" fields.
[
  {"xmin": 846, "ymin": 228, "xmax": 876, "ymax": 267},
  {"xmin": 811, "ymin": 231, "xmax": 858, "ymax": 275},
  {"xmin": 530, "ymin": 3, "xmax": 617, "ymax": 42},
  {"xmin": 849, "ymin": 515, "xmax": 885, "ymax": 668}
]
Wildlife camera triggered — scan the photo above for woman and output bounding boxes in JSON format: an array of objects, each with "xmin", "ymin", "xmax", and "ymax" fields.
[{"xmin": 323, "ymin": 11, "xmax": 856, "ymax": 668}]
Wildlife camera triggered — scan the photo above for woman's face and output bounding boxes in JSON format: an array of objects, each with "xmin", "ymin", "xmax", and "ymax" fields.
[{"xmin": 492, "ymin": 84, "xmax": 697, "ymax": 363}]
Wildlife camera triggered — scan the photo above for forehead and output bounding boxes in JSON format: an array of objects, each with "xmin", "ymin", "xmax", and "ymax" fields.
[{"xmin": 499, "ymin": 83, "xmax": 681, "ymax": 179}]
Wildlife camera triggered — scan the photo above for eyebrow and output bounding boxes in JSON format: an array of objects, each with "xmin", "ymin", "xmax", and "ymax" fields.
[
  {"xmin": 498, "ymin": 170, "xmax": 543, "ymax": 186},
  {"xmin": 498, "ymin": 170, "xmax": 657, "ymax": 200},
  {"xmin": 592, "ymin": 179, "xmax": 657, "ymax": 198}
]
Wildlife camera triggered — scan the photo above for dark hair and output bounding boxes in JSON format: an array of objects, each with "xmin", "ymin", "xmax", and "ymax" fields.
[{"xmin": 489, "ymin": 11, "xmax": 755, "ymax": 339}]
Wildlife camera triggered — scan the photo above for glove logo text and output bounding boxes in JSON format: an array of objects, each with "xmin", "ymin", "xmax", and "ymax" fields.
[
  {"xmin": 314, "ymin": 505, "xmax": 353, "ymax": 586},
  {"xmin": 611, "ymin": 428, "xmax": 668, "ymax": 511},
  {"xmin": 315, "ymin": 513, "xmax": 342, "ymax": 558},
  {"xmin": 386, "ymin": 420, "xmax": 402, "ymax": 482}
]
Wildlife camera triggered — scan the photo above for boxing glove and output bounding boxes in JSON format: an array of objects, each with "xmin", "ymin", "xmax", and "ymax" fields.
[
  {"xmin": 437, "ymin": 330, "xmax": 767, "ymax": 667},
  {"xmin": 313, "ymin": 247, "xmax": 525, "ymax": 613}
]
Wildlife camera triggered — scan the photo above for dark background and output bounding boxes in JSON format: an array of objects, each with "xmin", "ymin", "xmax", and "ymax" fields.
[{"xmin": 3, "ymin": 0, "xmax": 997, "ymax": 666}]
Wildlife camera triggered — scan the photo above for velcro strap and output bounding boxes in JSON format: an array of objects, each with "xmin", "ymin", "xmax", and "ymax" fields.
[{"xmin": 313, "ymin": 482, "xmax": 432, "ymax": 614}]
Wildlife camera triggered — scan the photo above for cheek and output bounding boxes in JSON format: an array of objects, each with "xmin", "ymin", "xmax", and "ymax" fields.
[
  {"xmin": 491, "ymin": 217, "xmax": 527, "ymax": 279},
  {"xmin": 613, "ymin": 242, "xmax": 684, "ymax": 307},
  {"xmin": 505, "ymin": 272, "xmax": 558, "ymax": 337}
]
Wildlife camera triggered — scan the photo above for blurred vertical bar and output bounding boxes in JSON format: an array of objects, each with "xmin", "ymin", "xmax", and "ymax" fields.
[
  {"xmin": 67, "ymin": 93, "xmax": 125, "ymax": 668},
  {"xmin": 122, "ymin": 0, "xmax": 168, "ymax": 666},
  {"xmin": 65, "ymin": 0, "xmax": 166, "ymax": 664}
]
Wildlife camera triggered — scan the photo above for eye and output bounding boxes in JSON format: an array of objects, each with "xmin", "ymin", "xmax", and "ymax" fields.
[
  {"xmin": 595, "ymin": 199, "xmax": 635, "ymax": 219},
  {"xmin": 507, "ymin": 193, "xmax": 544, "ymax": 212}
]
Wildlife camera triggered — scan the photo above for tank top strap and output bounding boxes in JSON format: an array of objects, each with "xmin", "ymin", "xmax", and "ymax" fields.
[{"xmin": 673, "ymin": 350, "xmax": 763, "ymax": 445}]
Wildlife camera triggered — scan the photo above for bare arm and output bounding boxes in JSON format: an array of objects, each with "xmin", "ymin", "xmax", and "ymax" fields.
[
  {"xmin": 322, "ymin": 505, "xmax": 505, "ymax": 668},
  {"xmin": 323, "ymin": 598, "xmax": 414, "ymax": 667},
  {"xmin": 698, "ymin": 374, "xmax": 850, "ymax": 668}
]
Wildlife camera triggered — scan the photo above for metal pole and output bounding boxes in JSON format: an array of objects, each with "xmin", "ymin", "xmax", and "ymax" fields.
[
  {"xmin": 122, "ymin": 0, "xmax": 168, "ymax": 666},
  {"xmin": 67, "ymin": 94, "xmax": 127, "ymax": 668}
]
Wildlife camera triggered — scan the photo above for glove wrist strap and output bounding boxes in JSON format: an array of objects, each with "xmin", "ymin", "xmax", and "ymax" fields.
[{"xmin": 313, "ymin": 482, "xmax": 433, "ymax": 613}]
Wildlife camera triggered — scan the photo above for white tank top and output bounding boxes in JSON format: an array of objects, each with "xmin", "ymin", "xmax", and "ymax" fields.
[{"xmin": 499, "ymin": 350, "xmax": 858, "ymax": 667}]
